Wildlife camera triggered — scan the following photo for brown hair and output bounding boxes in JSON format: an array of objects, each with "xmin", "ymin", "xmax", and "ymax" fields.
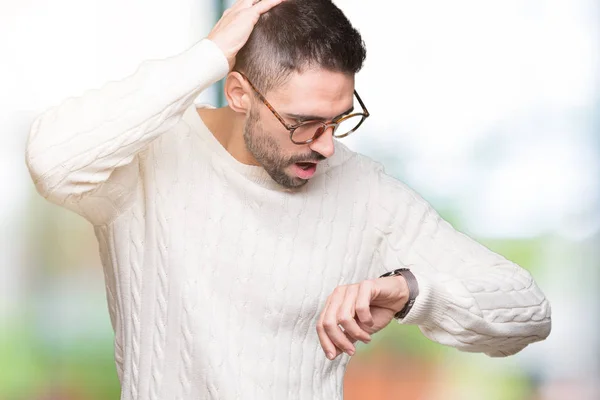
[{"xmin": 234, "ymin": 0, "xmax": 367, "ymax": 94}]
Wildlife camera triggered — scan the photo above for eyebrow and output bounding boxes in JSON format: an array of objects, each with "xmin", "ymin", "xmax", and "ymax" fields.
[{"xmin": 285, "ymin": 106, "xmax": 354, "ymax": 122}]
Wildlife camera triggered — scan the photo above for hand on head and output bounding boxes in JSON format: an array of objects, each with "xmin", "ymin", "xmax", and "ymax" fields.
[{"xmin": 207, "ymin": 0, "xmax": 287, "ymax": 70}]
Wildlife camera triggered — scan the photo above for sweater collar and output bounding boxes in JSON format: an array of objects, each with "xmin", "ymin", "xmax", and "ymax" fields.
[{"xmin": 186, "ymin": 104, "xmax": 334, "ymax": 192}]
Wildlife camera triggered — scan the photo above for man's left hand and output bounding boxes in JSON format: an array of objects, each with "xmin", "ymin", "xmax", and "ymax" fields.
[{"xmin": 316, "ymin": 275, "xmax": 409, "ymax": 360}]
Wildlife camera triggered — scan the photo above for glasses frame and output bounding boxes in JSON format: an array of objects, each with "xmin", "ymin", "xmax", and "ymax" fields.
[{"xmin": 235, "ymin": 70, "xmax": 370, "ymax": 145}]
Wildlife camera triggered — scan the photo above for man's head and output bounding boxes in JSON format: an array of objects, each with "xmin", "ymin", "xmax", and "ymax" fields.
[{"xmin": 225, "ymin": 0, "xmax": 367, "ymax": 189}]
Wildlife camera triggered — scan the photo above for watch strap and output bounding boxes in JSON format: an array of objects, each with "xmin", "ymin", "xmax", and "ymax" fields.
[{"xmin": 379, "ymin": 268, "xmax": 419, "ymax": 319}]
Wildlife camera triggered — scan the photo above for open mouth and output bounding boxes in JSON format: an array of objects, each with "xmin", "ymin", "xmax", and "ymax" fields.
[
  {"xmin": 292, "ymin": 161, "xmax": 318, "ymax": 179},
  {"xmin": 296, "ymin": 162, "xmax": 316, "ymax": 170}
]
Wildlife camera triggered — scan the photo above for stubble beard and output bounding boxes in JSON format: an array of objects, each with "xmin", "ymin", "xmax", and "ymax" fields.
[{"xmin": 243, "ymin": 109, "xmax": 309, "ymax": 189}]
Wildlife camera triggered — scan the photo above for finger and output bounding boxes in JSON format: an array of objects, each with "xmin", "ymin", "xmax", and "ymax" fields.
[
  {"xmin": 317, "ymin": 295, "xmax": 335, "ymax": 358},
  {"xmin": 355, "ymin": 280, "xmax": 375, "ymax": 326},
  {"xmin": 317, "ymin": 297, "xmax": 330, "ymax": 331},
  {"xmin": 330, "ymin": 316, "xmax": 381, "ymax": 360},
  {"xmin": 337, "ymin": 285, "xmax": 372, "ymax": 343},
  {"xmin": 238, "ymin": 0, "xmax": 265, "ymax": 8},
  {"xmin": 331, "ymin": 329, "xmax": 359, "ymax": 359},
  {"xmin": 221, "ymin": 0, "xmax": 247, "ymax": 19},
  {"xmin": 231, "ymin": 0, "xmax": 252, "ymax": 10},
  {"xmin": 322, "ymin": 288, "xmax": 356, "ymax": 355},
  {"xmin": 252, "ymin": 0, "xmax": 286, "ymax": 14}
]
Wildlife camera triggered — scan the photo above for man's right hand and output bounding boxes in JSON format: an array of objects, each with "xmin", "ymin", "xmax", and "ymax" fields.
[{"xmin": 208, "ymin": 0, "xmax": 286, "ymax": 71}]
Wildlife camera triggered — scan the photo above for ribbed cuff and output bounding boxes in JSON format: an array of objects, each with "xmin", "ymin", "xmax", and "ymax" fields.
[
  {"xmin": 395, "ymin": 270, "xmax": 453, "ymax": 326},
  {"xmin": 186, "ymin": 38, "xmax": 230, "ymax": 85}
]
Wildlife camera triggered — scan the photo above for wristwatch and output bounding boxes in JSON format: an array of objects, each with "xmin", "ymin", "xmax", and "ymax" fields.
[{"xmin": 379, "ymin": 268, "xmax": 419, "ymax": 319}]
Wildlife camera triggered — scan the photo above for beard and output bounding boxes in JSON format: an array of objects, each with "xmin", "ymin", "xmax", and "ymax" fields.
[{"xmin": 243, "ymin": 108, "xmax": 325, "ymax": 189}]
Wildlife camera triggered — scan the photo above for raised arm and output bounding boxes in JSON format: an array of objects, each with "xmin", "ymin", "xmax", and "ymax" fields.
[
  {"xmin": 25, "ymin": 0, "xmax": 285, "ymax": 225},
  {"xmin": 25, "ymin": 39, "xmax": 228, "ymax": 224},
  {"xmin": 373, "ymin": 167, "xmax": 551, "ymax": 357}
]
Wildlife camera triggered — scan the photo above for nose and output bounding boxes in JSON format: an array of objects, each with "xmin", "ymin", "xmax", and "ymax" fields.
[{"xmin": 309, "ymin": 125, "xmax": 335, "ymax": 159}]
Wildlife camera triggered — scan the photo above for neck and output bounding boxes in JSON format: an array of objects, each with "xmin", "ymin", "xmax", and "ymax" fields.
[{"xmin": 197, "ymin": 106, "xmax": 260, "ymax": 166}]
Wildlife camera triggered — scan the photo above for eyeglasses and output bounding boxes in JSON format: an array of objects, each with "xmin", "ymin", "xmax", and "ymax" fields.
[{"xmin": 235, "ymin": 70, "xmax": 370, "ymax": 145}]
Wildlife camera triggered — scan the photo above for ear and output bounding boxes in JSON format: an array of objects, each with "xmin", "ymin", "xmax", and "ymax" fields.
[{"xmin": 224, "ymin": 72, "xmax": 253, "ymax": 114}]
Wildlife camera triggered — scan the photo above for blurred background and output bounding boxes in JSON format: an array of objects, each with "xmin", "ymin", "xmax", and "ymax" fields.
[{"xmin": 1, "ymin": 0, "xmax": 598, "ymax": 399}]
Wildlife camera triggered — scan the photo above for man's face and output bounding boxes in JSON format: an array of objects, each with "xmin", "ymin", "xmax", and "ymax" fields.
[{"xmin": 243, "ymin": 68, "xmax": 355, "ymax": 189}]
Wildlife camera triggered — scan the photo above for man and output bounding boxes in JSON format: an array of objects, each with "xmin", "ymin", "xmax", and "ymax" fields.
[{"xmin": 25, "ymin": 0, "xmax": 551, "ymax": 399}]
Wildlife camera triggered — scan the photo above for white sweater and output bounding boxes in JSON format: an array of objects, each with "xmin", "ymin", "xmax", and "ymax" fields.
[{"xmin": 25, "ymin": 38, "xmax": 551, "ymax": 400}]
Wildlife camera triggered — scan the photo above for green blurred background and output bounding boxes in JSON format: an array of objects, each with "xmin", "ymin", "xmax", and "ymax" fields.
[{"xmin": 2, "ymin": 0, "xmax": 599, "ymax": 399}]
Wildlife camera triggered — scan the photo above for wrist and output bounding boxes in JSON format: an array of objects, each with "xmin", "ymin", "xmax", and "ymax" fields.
[
  {"xmin": 391, "ymin": 275, "xmax": 410, "ymax": 313},
  {"xmin": 379, "ymin": 268, "xmax": 420, "ymax": 319}
]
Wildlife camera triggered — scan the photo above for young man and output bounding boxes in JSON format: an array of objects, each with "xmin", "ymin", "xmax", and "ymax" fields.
[{"xmin": 25, "ymin": 0, "xmax": 551, "ymax": 399}]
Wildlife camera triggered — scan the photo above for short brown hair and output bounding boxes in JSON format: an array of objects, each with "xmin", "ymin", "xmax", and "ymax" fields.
[{"xmin": 234, "ymin": 0, "xmax": 367, "ymax": 94}]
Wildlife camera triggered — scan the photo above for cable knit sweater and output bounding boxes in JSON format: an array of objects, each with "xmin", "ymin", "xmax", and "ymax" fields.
[{"xmin": 25, "ymin": 38, "xmax": 551, "ymax": 400}]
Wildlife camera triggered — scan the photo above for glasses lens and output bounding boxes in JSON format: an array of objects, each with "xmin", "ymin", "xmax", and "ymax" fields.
[
  {"xmin": 292, "ymin": 121, "xmax": 327, "ymax": 143},
  {"xmin": 290, "ymin": 114, "xmax": 366, "ymax": 143},
  {"xmin": 333, "ymin": 114, "xmax": 365, "ymax": 138}
]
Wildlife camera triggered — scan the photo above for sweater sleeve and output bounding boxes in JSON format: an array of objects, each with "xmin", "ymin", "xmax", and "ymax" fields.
[
  {"xmin": 25, "ymin": 38, "xmax": 229, "ymax": 225},
  {"xmin": 373, "ymin": 166, "xmax": 551, "ymax": 357}
]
